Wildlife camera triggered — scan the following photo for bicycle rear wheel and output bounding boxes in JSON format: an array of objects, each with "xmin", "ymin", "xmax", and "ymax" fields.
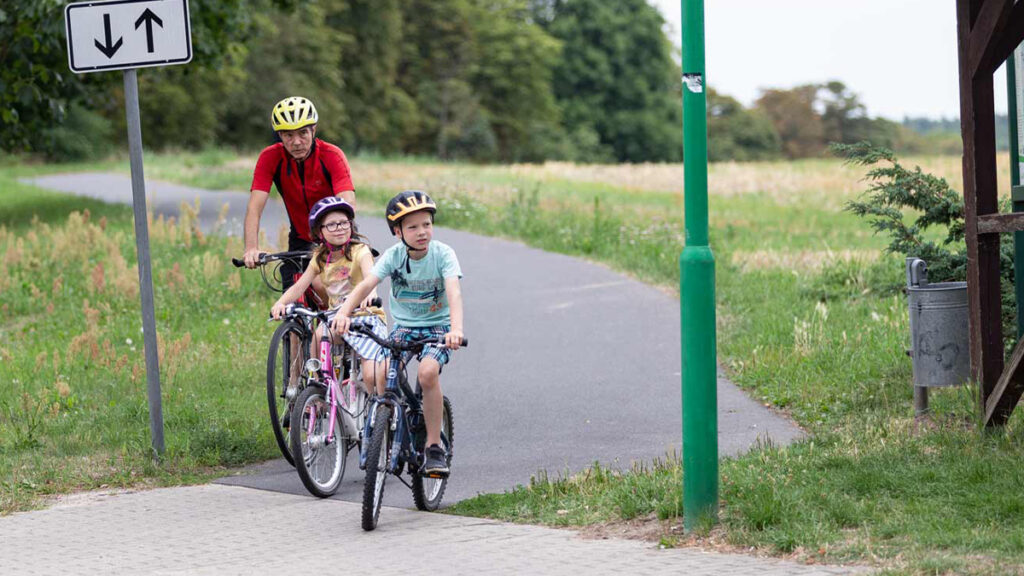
[
  {"xmin": 267, "ymin": 320, "xmax": 309, "ymax": 466},
  {"xmin": 412, "ymin": 395, "xmax": 453, "ymax": 511},
  {"xmin": 291, "ymin": 385, "xmax": 347, "ymax": 498},
  {"xmin": 361, "ymin": 403, "xmax": 392, "ymax": 531}
]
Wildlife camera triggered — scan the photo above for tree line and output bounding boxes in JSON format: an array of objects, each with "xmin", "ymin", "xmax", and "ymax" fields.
[{"xmin": 2, "ymin": 0, "xmax": 967, "ymax": 164}]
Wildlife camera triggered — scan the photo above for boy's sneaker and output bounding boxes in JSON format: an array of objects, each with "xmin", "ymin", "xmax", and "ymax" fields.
[{"xmin": 422, "ymin": 444, "xmax": 449, "ymax": 477}]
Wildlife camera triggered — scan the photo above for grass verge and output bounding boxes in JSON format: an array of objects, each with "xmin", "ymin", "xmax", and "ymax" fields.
[{"xmin": 0, "ymin": 158, "xmax": 281, "ymax": 513}]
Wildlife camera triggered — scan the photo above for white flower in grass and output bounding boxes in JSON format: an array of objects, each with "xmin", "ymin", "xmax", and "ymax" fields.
[
  {"xmin": 223, "ymin": 318, "xmax": 231, "ymax": 325},
  {"xmin": 125, "ymin": 338, "xmax": 133, "ymax": 346}
]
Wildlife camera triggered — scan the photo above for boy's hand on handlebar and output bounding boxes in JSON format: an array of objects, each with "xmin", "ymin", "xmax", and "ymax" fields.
[
  {"xmin": 243, "ymin": 247, "xmax": 262, "ymax": 269},
  {"xmin": 270, "ymin": 301, "xmax": 287, "ymax": 320},
  {"xmin": 445, "ymin": 328, "xmax": 464, "ymax": 351},
  {"xmin": 360, "ymin": 292, "xmax": 378, "ymax": 310}
]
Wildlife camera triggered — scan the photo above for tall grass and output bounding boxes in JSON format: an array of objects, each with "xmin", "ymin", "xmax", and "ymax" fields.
[{"xmin": 0, "ymin": 165, "xmax": 283, "ymax": 513}]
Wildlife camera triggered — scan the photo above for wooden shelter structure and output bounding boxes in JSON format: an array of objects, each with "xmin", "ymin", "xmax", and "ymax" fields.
[{"xmin": 956, "ymin": 0, "xmax": 1024, "ymax": 426}]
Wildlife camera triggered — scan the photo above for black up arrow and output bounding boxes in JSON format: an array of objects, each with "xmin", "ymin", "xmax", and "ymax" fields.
[
  {"xmin": 135, "ymin": 8, "xmax": 163, "ymax": 53},
  {"xmin": 94, "ymin": 14, "xmax": 123, "ymax": 59}
]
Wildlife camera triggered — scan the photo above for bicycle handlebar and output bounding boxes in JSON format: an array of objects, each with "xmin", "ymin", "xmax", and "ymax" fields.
[
  {"xmin": 231, "ymin": 251, "xmax": 311, "ymax": 268},
  {"xmin": 349, "ymin": 321, "xmax": 468, "ymax": 351},
  {"xmin": 286, "ymin": 298, "xmax": 382, "ymax": 316}
]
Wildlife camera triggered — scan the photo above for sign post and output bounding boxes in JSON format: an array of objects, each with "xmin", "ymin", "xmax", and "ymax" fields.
[
  {"xmin": 65, "ymin": 0, "xmax": 193, "ymax": 457},
  {"xmin": 680, "ymin": 0, "xmax": 718, "ymax": 531}
]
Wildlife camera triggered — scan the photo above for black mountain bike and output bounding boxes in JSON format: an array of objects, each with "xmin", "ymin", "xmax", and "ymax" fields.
[
  {"xmin": 233, "ymin": 250, "xmax": 322, "ymax": 466},
  {"xmin": 348, "ymin": 322, "xmax": 467, "ymax": 531}
]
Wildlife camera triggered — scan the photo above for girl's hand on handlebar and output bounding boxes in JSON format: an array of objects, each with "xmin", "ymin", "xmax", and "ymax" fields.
[
  {"xmin": 270, "ymin": 301, "xmax": 287, "ymax": 320},
  {"xmin": 444, "ymin": 328, "xmax": 464, "ymax": 351},
  {"xmin": 331, "ymin": 313, "xmax": 351, "ymax": 335}
]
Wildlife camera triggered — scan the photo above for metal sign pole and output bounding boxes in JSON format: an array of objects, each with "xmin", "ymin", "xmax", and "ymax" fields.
[
  {"xmin": 680, "ymin": 0, "xmax": 718, "ymax": 531},
  {"xmin": 123, "ymin": 68, "xmax": 165, "ymax": 457}
]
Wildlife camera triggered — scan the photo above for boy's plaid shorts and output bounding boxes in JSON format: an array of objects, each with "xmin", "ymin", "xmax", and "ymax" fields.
[{"xmin": 388, "ymin": 325, "xmax": 452, "ymax": 367}]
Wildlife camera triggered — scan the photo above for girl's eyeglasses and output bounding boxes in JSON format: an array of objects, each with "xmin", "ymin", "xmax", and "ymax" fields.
[{"xmin": 322, "ymin": 221, "xmax": 351, "ymax": 232}]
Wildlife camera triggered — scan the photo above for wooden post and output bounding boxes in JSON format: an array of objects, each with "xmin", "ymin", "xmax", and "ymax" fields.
[{"xmin": 956, "ymin": 0, "xmax": 1024, "ymax": 426}]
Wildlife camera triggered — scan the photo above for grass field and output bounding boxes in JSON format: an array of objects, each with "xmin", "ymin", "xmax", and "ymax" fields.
[{"xmin": 2, "ymin": 150, "xmax": 1023, "ymax": 574}]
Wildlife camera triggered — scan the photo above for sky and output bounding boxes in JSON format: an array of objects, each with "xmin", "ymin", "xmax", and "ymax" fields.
[{"xmin": 648, "ymin": 0, "xmax": 1009, "ymax": 120}]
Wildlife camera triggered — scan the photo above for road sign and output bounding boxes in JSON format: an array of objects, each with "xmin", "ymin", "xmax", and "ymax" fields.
[{"xmin": 65, "ymin": 0, "xmax": 192, "ymax": 74}]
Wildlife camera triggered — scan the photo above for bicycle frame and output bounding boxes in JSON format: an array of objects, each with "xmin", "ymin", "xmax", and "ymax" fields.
[
  {"xmin": 360, "ymin": 346, "xmax": 446, "ymax": 477},
  {"xmin": 304, "ymin": 320, "xmax": 364, "ymax": 449}
]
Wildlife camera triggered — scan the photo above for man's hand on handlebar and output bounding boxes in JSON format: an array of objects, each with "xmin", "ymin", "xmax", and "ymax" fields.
[{"xmin": 243, "ymin": 247, "xmax": 263, "ymax": 269}]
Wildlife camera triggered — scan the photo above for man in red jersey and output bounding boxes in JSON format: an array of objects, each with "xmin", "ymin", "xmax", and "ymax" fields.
[{"xmin": 243, "ymin": 96, "xmax": 356, "ymax": 291}]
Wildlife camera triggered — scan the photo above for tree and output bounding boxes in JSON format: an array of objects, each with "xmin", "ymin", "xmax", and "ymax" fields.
[
  {"xmin": 706, "ymin": 89, "xmax": 781, "ymax": 162},
  {"xmin": 755, "ymin": 85, "xmax": 825, "ymax": 159},
  {"xmin": 0, "ymin": 2, "xmax": 109, "ymax": 152},
  {"xmin": 1, "ymin": 0, "xmax": 296, "ymax": 156},
  {"xmin": 471, "ymin": 0, "xmax": 564, "ymax": 162},
  {"xmin": 538, "ymin": 0, "xmax": 682, "ymax": 163}
]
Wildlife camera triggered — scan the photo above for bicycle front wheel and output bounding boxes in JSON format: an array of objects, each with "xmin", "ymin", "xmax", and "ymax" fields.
[
  {"xmin": 267, "ymin": 320, "xmax": 309, "ymax": 466},
  {"xmin": 412, "ymin": 395, "xmax": 454, "ymax": 511},
  {"xmin": 291, "ymin": 385, "xmax": 347, "ymax": 498},
  {"xmin": 361, "ymin": 403, "xmax": 393, "ymax": 531}
]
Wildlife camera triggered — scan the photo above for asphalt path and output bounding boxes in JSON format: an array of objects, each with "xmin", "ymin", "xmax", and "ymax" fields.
[{"xmin": 28, "ymin": 172, "xmax": 804, "ymax": 509}]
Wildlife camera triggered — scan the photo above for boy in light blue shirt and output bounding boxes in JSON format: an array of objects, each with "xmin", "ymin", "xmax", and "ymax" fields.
[{"xmin": 334, "ymin": 190, "xmax": 464, "ymax": 476}]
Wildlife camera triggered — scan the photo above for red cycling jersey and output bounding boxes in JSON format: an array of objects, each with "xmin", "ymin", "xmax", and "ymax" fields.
[{"xmin": 251, "ymin": 138, "xmax": 354, "ymax": 242}]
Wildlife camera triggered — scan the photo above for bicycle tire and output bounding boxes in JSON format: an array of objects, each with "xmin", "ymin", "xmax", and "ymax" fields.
[
  {"xmin": 412, "ymin": 395, "xmax": 453, "ymax": 511},
  {"xmin": 291, "ymin": 385, "xmax": 347, "ymax": 498},
  {"xmin": 267, "ymin": 320, "xmax": 310, "ymax": 466},
  {"xmin": 361, "ymin": 403, "xmax": 392, "ymax": 531}
]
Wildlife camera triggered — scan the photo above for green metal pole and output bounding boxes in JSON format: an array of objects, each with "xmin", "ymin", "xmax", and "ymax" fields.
[
  {"xmin": 680, "ymin": 0, "xmax": 718, "ymax": 531},
  {"xmin": 1008, "ymin": 53, "xmax": 1024, "ymax": 339}
]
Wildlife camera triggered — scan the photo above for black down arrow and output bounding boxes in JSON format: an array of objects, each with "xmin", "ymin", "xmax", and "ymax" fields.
[
  {"xmin": 135, "ymin": 8, "xmax": 163, "ymax": 53},
  {"xmin": 94, "ymin": 14, "xmax": 123, "ymax": 59}
]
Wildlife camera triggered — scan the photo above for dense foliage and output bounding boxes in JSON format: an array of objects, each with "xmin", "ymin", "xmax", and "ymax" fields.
[{"xmin": 3, "ymin": 0, "xmax": 961, "ymax": 163}]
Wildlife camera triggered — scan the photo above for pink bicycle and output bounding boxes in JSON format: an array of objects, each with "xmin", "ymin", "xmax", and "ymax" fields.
[{"xmin": 285, "ymin": 303, "xmax": 376, "ymax": 497}]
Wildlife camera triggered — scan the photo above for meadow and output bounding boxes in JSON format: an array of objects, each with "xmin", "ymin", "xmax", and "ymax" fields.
[{"xmin": 2, "ymin": 151, "xmax": 1023, "ymax": 575}]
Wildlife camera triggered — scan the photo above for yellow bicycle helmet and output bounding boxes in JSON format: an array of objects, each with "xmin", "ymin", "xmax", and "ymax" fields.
[{"xmin": 271, "ymin": 96, "xmax": 318, "ymax": 131}]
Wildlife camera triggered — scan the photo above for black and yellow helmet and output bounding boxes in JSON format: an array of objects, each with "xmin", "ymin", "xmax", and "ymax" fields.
[
  {"xmin": 271, "ymin": 96, "xmax": 318, "ymax": 131},
  {"xmin": 386, "ymin": 190, "xmax": 436, "ymax": 225}
]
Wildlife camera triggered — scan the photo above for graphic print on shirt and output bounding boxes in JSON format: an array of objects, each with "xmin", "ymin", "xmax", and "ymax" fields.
[{"xmin": 389, "ymin": 270, "xmax": 446, "ymax": 315}]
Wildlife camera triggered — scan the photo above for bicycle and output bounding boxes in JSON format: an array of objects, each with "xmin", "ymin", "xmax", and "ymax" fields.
[
  {"xmin": 232, "ymin": 250, "xmax": 323, "ymax": 466},
  {"xmin": 347, "ymin": 322, "xmax": 468, "ymax": 531},
  {"xmin": 284, "ymin": 303, "xmax": 379, "ymax": 498}
]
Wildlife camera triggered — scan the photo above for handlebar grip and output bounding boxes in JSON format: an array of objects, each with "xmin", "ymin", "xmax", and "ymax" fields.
[
  {"xmin": 232, "ymin": 253, "xmax": 269, "ymax": 267},
  {"xmin": 459, "ymin": 337, "xmax": 468, "ymax": 347},
  {"xmin": 369, "ymin": 297, "xmax": 383, "ymax": 308}
]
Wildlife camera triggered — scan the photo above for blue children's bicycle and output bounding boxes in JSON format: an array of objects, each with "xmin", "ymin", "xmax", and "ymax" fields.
[{"xmin": 348, "ymin": 322, "xmax": 467, "ymax": 531}]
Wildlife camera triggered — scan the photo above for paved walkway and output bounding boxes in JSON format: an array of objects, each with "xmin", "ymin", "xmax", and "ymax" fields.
[{"xmin": 0, "ymin": 484, "xmax": 869, "ymax": 575}]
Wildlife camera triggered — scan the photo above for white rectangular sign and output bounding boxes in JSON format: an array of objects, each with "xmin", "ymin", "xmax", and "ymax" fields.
[{"xmin": 65, "ymin": 0, "xmax": 192, "ymax": 74}]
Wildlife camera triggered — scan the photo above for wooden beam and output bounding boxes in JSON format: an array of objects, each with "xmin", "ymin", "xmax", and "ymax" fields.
[
  {"xmin": 978, "ymin": 212, "xmax": 1024, "ymax": 234},
  {"xmin": 958, "ymin": 0, "xmax": 1006, "ymax": 421},
  {"xmin": 968, "ymin": 0, "xmax": 1015, "ymax": 76},
  {"xmin": 986, "ymin": 335, "xmax": 1024, "ymax": 425},
  {"xmin": 988, "ymin": 0, "xmax": 1024, "ymax": 69}
]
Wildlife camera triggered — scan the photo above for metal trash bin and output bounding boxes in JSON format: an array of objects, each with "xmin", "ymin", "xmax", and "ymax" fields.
[{"xmin": 905, "ymin": 257, "xmax": 970, "ymax": 414}]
